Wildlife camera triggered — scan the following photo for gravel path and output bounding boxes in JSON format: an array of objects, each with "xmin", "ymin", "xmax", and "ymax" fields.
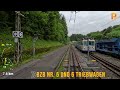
[{"xmin": 0, "ymin": 45, "xmax": 68, "ymax": 79}]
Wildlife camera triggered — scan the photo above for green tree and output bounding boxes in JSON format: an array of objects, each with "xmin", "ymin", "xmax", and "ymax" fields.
[{"xmin": 0, "ymin": 11, "xmax": 69, "ymax": 43}]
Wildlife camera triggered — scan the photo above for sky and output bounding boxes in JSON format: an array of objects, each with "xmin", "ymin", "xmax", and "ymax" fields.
[{"xmin": 60, "ymin": 11, "xmax": 120, "ymax": 36}]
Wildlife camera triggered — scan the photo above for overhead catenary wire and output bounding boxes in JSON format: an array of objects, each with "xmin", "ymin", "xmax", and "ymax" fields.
[
  {"xmin": 78, "ymin": 12, "xmax": 120, "ymax": 37},
  {"xmin": 70, "ymin": 11, "xmax": 120, "ymax": 35},
  {"xmin": 73, "ymin": 11, "xmax": 78, "ymax": 34},
  {"xmin": 69, "ymin": 11, "xmax": 80, "ymax": 23},
  {"xmin": 79, "ymin": 12, "xmax": 120, "ymax": 30},
  {"xmin": 69, "ymin": 12, "xmax": 73, "ymax": 22},
  {"xmin": 100, "ymin": 14, "xmax": 120, "ymax": 28},
  {"xmin": 94, "ymin": 14, "xmax": 120, "ymax": 31},
  {"xmin": 69, "ymin": 11, "xmax": 120, "ymax": 38},
  {"xmin": 74, "ymin": 11, "xmax": 77, "ymax": 23}
]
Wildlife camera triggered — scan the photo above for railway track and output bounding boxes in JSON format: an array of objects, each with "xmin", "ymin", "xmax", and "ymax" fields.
[
  {"xmin": 53, "ymin": 44, "xmax": 116, "ymax": 79},
  {"xmin": 52, "ymin": 45, "xmax": 70, "ymax": 79},
  {"xmin": 52, "ymin": 45, "xmax": 85, "ymax": 79},
  {"xmin": 75, "ymin": 48, "xmax": 102, "ymax": 79},
  {"xmin": 69, "ymin": 46, "xmax": 78, "ymax": 79},
  {"xmin": 90, "ymin": 53, "xmax": 120, "ymax": 77},
  {"xmin": 72, "ymin": 46, "xmax": 102, "ymax": 79},
  {"xmin": 70, "ymin": 46, "xmax": 85, "ymax": 79}
]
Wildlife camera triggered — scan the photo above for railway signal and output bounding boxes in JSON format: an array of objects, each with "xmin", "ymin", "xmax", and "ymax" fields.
[{"xmin": 12, "ymin": 31, "xmax": 23, "ymax": 38}]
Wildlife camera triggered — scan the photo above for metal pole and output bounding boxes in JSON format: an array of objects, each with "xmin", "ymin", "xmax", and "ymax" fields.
[
  {"xmin": 19, "ymin": 14, "xmax": 23, "ymax": 62},
  {"xmin": 32, "ymin": 34, "xmax": 39, "ymax": 58},
  {"xmin": 87, "ymin": 38, "xmax": 89, "ymax": 61},
  {"xmin": 33, "ymin": 34, "xmax": 38, "ymax": 58},
  {"xmin": 14, "ymin": 11, "xmax": 20, "ymax": 63},
  {"xmin": 33, "ymin": 36, "xmax": 35, "ymax": 58},
  {"xmin": 14, "ymin": 11, "xmax": 24, "ymax": 63},
  {"xmin": 18, "ymin": 11, "xmax": 20, "ymax": 63},
  {"xmin": 14, "ymin": 11, "xmax": 19, "ymax": 63}
]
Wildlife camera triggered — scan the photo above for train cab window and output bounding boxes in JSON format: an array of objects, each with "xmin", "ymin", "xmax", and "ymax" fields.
[
  {"xmin": 82, "ymin": 42, "xmax": 83, "ymax": 45},
  {"xmin": 83, "ymin": 41, "xmax": 88, "ymax": 46},
  {"xmin": 80, "ymin": 41, "xmax": 83, "ymax": 45},
  {"xmin": 89, "ymin": 41, "xmax": 94, "ymax": 46}
]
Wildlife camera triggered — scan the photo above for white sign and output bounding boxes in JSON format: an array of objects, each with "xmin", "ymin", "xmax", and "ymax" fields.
[
  {"xmin": 19, "ymin": 32, "xmax": 23, "ymax": 38},
  {"xmin": 12, "ymin": 31, "xmax": 23, "ymax": 38}
]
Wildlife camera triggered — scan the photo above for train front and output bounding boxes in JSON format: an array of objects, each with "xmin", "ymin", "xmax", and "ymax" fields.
[{"xmin": 82, "ymin": 38, "xmax": 96, "ymax": 52}]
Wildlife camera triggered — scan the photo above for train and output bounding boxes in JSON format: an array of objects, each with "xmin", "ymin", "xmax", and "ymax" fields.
[
  {"xmin": 96, "ymin": 38, "xmax": 120, "ymax": 55},
  {"xmin": 75, "ymin": 37, "xmax": 120, "ymax": 56},
  {"xmin": 75, "ymin": 38, "xmax": 96, "ymax": 52}
]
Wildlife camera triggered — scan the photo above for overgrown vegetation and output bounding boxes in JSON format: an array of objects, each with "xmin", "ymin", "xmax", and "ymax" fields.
[
  {"xmin": 0, "ymin": 11, "xmax": 69, "ymax": 71},
  {"xmin": 0, "ymin": 11, "xmax": 68, "ymax": 43}
]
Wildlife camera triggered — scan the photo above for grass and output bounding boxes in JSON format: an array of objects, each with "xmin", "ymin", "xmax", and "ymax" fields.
[
  {"xmin": 0, "ymin": 30, "xmax": 63, "ymax": 52},
  {"xmin": 0, "ymin": 44, "xmax": 63, "ymax": 72},
  {"xmin": 0, "ymin": 31, "xmax": 64, "ymax": 72}
]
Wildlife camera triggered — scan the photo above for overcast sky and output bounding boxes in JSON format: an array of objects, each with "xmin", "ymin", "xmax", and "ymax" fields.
[{"xmin": 60, "ymin": 11, "xmax": 120, "ymax": 36}]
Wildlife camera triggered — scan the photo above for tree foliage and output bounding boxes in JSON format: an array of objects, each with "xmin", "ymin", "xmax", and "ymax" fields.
[
  {"xmin": 70, "ymin": 34, "xmax": 85, "ymax": 41},
  {"xmin": 0, "ymin": 11, "xmax": 68, "ymax": 43},
  {"xmin": 106, "ymin": 26, "xmax": 120, "ymax": 38},
  {"xmin": 87, "ymin": 24, "xmax": 120, "ymax": 40},
  {"xmin": 87, "ymin": 31, "xmax": 102, "ymax": 40}
]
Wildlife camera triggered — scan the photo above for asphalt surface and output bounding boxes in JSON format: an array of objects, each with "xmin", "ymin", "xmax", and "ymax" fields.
[{"xmin": 0, "ymin": 45, "xmax": 68, "ymax": 79}]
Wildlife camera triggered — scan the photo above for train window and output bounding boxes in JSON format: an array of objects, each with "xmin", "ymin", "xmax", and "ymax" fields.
[
  {"xmin": 97, "ymin": 44, "xmax": 99, "ymax": 47},
  {"xmin": 115, "ymin": 48, "xmax": 118, "ymax": 51},
  {"xmin": 89, "ymin": 41, "xmax": 94, "ymax": 46},
  {"xmin": 83, "ymin": 41, "xmax": 88, "ymax": 46},
  {"xmin": 81, "ymin": 42, "xmax": 83, "ymax": 45}
]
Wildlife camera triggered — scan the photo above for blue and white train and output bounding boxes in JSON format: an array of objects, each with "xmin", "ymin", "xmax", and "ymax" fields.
[{"xmin": 76, "ymin": 38, "xmax": 96, "ymax": 52}]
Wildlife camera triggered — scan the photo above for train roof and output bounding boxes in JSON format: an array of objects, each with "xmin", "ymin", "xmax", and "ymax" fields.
[{"xmin": 96, "ymin": 38, "xmax": 120, "ymax": 43}]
